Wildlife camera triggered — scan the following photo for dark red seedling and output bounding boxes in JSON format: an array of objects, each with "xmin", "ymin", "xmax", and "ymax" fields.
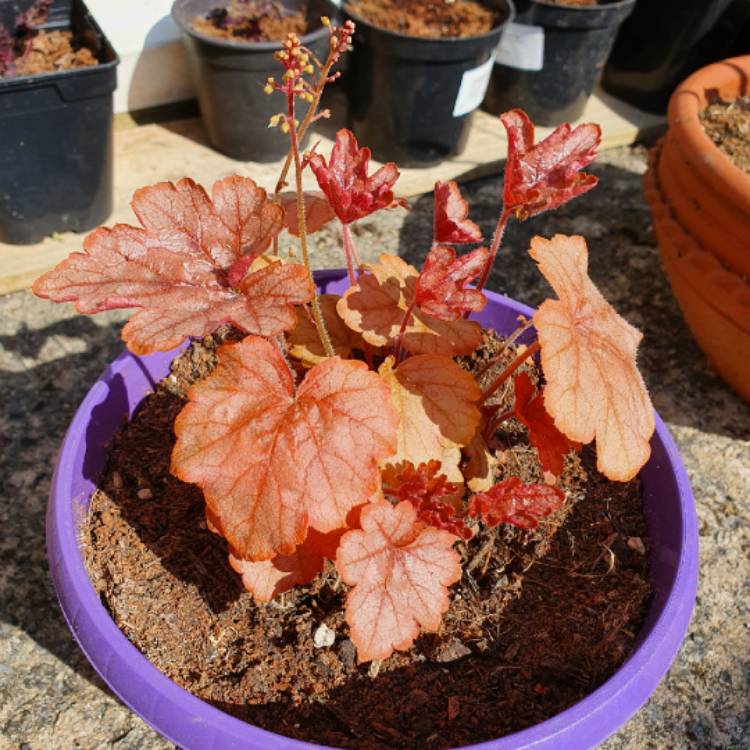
[
  {"xmin": 433, "ymin": 179, "xmax": 483, "ymax": 245},
  {"xmin": 468, "ymin": 478, "xmax": 565, "ymax": 530}
]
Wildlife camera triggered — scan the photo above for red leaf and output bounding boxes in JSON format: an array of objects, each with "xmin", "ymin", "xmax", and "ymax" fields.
[
  {"xmin": 308, "ymin": 129, "xmax": 403, "ymax": 225},
  {"xmin": 513, "ymin": 372, "xmax": 580, "ymax": 476},
  {"xmin": 228, "ymin": 527, "xmax": 345, "ymax": 602},
  {"xmin": 279, "ymin": 190, "xmax": 336, "ymax": 236},
  {"xmin": 433, "ymin": 180, "xmax": 483, "ymax": 244},
  {"xmin": 382, "ymin": 461, "xmax": 472, "ymax": 540},
  {"xmin": 468, "ymin": 478, "xmax": 565, "ymax": 529},
  {"xmin": 415, "ymin": 245, "xmax": 490, "ymax": 321},
  {"xmin": 31, "ymin": 177, "xmax": 303, "ymax": 354},
  {"xmin": 336, "ymin": 500, "xmax": 461, "ymax": 662},
  {"xmin": 171, "ymin": 336, "xmax": 398, "ymax": 560},
  {"xmin": 501, "ymin": 109, "xmax": 600, "ymax": 220}
]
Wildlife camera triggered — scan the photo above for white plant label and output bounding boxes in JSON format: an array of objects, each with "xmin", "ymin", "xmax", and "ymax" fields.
[
  {"xmin": 453, "ymin": 56, "xmax": 495, "ymax": 117},
  {"xmin": 495, "ymin": 22, "xmax": 545, "ymax": 71}
]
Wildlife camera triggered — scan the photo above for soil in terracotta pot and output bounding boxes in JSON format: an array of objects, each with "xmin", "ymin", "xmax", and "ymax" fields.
[
  {"xmin": 344, "ymin": 0, "xmax": 500, "ymax": 39},
  {"xmin": 83, "ymin": 329, "xmax": 651, "ymax": 750},
  {"xmin": 700, "ymin": 94, "xmax": 750, "ymax": 176},
  {"xmin": 0, "ymin": 30, "xmax": 98, "ymax": 78},
  {"xmin": 193, "ymin": 0, "xmax": 310, "ymax": 42}
]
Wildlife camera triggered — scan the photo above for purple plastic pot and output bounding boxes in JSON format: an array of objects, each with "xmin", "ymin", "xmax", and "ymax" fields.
[{"xmin": 47, "ymin": 269, "xmax": 698, "ymax": 750}]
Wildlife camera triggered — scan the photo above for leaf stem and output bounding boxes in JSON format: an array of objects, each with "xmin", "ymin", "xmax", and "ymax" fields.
[
  {"xmin": 479, "ymin": 340, "xmax": 540, "ymax": 405},
  {"xmin": 474, "ymin": 317, "xmax": 535, "ymax": 381},
  {"xmin": 394, "ymin": 298, "xmax": 417, "ymax": 362},
  {"xmin": 340, "ymin": 221, "xmax": 362, "ymax": 285},
  {"xmin": 476, "ymin": 207, "xmax": 512, "ymax": 292},
  {"xmin": 287, "ymin": 92, "xmax": 334, "ymax": 359}
]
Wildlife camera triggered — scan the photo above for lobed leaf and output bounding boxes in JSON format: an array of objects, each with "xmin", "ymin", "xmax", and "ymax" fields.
[
  {"xmin": 172, "ymin": 336, "xmax": 398, "ymax": 560},
  {"xmin": 308, "ymin": 129, "xmax": 404, "ymax": 225},
  {"xmin": 382, "ymin": 460, "xmax": 471, "ymax": 540},
  {"xmin": 433, "ymin": 180, "xmax": 483, "ymax": 244},
  {"xmin": 279, "ymin": 190, "xmax": 336, "ymax": 236},
  {"xmin": 530, "ymin": 235, "xmax": 654, "ymax": 481},
  {"xmin": 415, "ymin": 245, "xmax": 490, "ymax": 321},
  {"xmin": 229, "ymin": 527, "xmax": 346, "ymax": 602},
  {"xmin": 513, "ymin": 371, "xmax": 580, "ymax": 476},
  {"xmin": 337, "ymin": 253, "xmax": 483, "ymax": 356},
  {"xmin": 336, "ymin": 500, "xmax": 461, "ymax": 663},
  {"xmin": 379, "ymin": 355, "xmax": 481, "ymax": 482},
  {"xmin": 288, "ymin": 294, "xmax": 369, "ymax": 367},
  {"xmin": 32, "ymin": 177, "xmax": 300, "ymax": 354},
  {"xmin": 468, "ymin": 478, "xmax": 565, "ymax": 529},
  {"xmin": 501, "ymin": 109, "xmax": 600, "ymax": 220}
]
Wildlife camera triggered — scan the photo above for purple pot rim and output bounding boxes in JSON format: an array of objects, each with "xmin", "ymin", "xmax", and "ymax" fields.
[{"xmin": 47, "ymin": 269, "xmax": 698, "ymax": 750}]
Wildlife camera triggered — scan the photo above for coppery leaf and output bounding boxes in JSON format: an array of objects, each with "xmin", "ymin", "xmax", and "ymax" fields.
[
  {"xmin": 379, "ymin": 355, "xmax": 481, "ymax": 482},
  {"xmin": 468, "ymin": 478, "xmax": 565, "ymax": 529},
  {"xmin": 513, "ymin": 371, "xmax": 580, "ymax": 476},
  {"xmin": 336, "ymin": 500, "xmax": 461, "ymax": 662},
  {"xmin": 337, "ymin": 254, "xmax": 482, "ymax": 356},
  {"xmin": 172, "ymin": 336, "xmax": 397, "ymax": 560},
  {"xmin": 501, "ymin": 109, "xmax": 600, "ymax": 220},
  {"xmin": 308, "ymin": 129, "xmax": 403, "ymax": 225},
  {"xmin": 433, "ymin": 180, "xmax": 483, "ymax": 244},
  {"xmin": 415, "ymin": 245, "xmax": 489, "ymax": 321},
  {"xmin": 530, "ymin": 235, "xmax": 654, "ymax": 480}
]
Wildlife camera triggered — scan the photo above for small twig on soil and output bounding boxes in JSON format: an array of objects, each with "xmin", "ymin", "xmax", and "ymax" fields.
[
  {"xmin": 466, "ymin": 528, "xmax": 498, "ymax": 575},
  {"xmin": 570, "ymin": 532, "xmax": 617, "ymax": 578}
]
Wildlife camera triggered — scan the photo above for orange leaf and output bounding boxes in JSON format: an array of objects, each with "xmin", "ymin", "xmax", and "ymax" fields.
[
  {"xmin": 172, "ymin": 336, "xmax": 398, "ymax": 560},
  {"xmin": 32, "ymin": 177, "xmax": 302, "ymax": 355},
  {"xmin": 462, "ymin": 429, "xmax": 500, "ymax": 492},
  {"xmin": 229, "ymin": 527, "xmax": 345, "ymax": 602},
  {"xmin": 279, "ymin": 190, "xmax": 336, "ymax": 236},
  {"xmin": 336, "ymin": 500, "xmax": 461, "ymax": 663},
  {"xmin": 379, "ymin": 355, "xmax": 481, "ymax": 482},
  {"xmin": 513, "ymin": 371, "xmax": 580, "ymax": 476},
  {"xmin": 337, "ymin": 253, "xmax": 482, "ymax": 356},
  {"xmin": 530, "ymin": 235, "xmax": 654, "ymax": 480},
  {"xmin": 288, "ymin": 294, "xmax": 369, "ymax": 367},
  {"xmin": 433, "ymin": 180, "xmax": 483, "ymax": 244}
]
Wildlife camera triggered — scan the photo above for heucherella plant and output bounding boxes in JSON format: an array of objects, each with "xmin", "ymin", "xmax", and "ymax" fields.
[{"xmin": 33, "ymin": 21, "xmax": 654, "ymax": 664}]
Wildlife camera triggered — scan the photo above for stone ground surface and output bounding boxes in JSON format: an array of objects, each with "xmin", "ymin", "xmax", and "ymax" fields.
[{"xmin": 1, "ymin": 145, "xmax": 749, "ymax": 750}]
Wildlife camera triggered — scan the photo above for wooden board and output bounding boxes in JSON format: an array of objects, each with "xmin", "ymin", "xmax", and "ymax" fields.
[{"xmin": 0, "ymin": 88, "xmax": 664, "ymax": 296}]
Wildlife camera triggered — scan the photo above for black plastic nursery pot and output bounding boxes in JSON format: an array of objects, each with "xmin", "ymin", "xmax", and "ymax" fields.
[
  {"xmin": 343, "ymin": 0, "xmax": 513, "ymax": 166},
  {"xmin": 484, "ymin": 0, "xmax": 635, "ymax": 127},
  {"xmin": 172, "ymin": 0, "xmax": 337, "ymax": 162},
  {"xmin": 0, "ymin": 0, "xmax": 118, "ymax": 245},
  {"xmin": 601, "ymin": 0, "xmax": 750, "ymax": 114}
]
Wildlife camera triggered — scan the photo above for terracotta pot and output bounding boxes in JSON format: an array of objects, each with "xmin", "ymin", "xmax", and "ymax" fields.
[
  {"xmin": 658, "ymin": 55, "xmax": 750, "ymax": 278},
  {"xmin": 645, "ymin": 145, "xmax": 750, "ymax": 402}
]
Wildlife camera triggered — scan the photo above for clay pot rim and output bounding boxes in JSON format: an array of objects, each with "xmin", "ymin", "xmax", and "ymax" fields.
[
  {"xmin": 667, "ymin": 55, "xmax": 750, "ymax": 201},
  {"xmin": 645, "ymin": 144, "xmax": 750, "ymax": 333}
]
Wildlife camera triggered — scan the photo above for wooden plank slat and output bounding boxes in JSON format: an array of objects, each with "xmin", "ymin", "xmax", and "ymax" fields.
[{"xmin": 0, "ymin": 89, "xmax": 663, "ymax": 296}]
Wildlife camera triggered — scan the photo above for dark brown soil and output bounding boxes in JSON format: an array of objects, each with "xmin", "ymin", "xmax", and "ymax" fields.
[
  {"xmin": 700, "ymin": 94, "xmax": 750, "ymax": 176},
  {"xmin": 193, "ymin": 0, "xmax": 310, "ymax": 43},
  {"xmin": 3, "ymin": 30, "xmax": 97, "ymax": 78},
  {"xmin": 345, "ymin": 0, "xmax": 500, "ymax": 39},
  {"xmin": 83, "ymin": 330, "xmax": 651, "ymax": 749}
]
